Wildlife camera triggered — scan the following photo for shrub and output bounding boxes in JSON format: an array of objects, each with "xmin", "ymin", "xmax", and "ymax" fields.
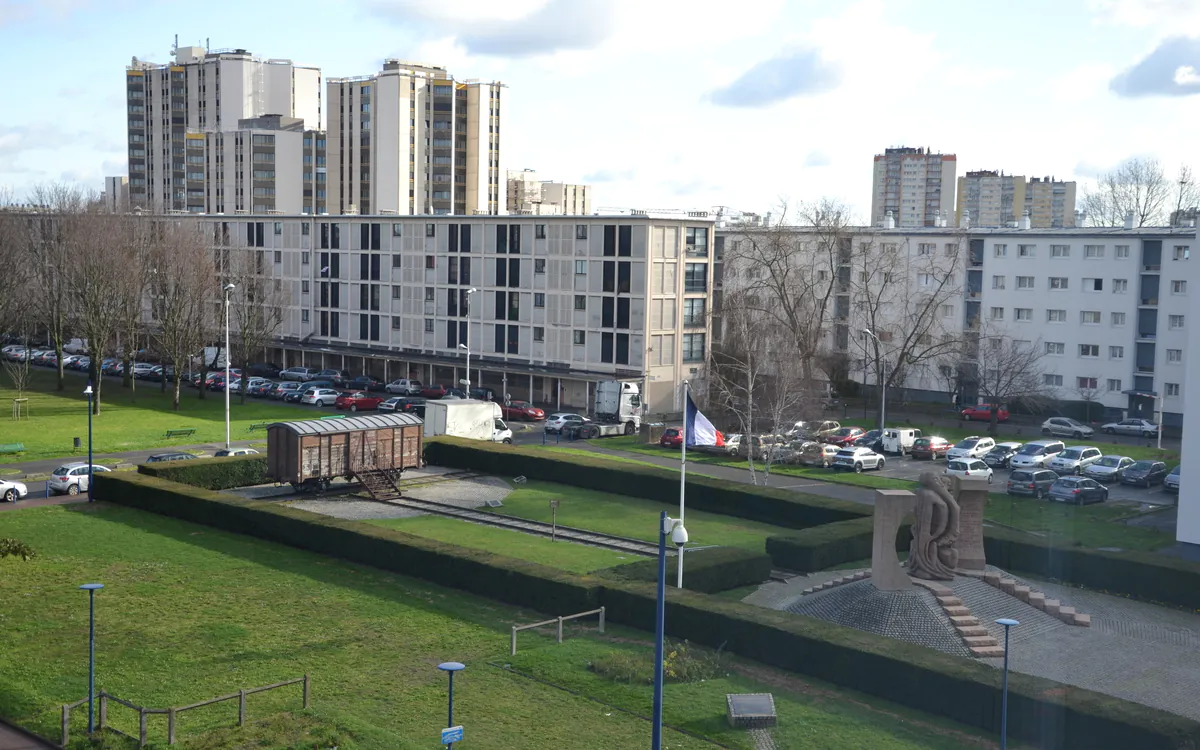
[
  {"xmin": 588, "ymin": 640, "xmax": 723, "ymax": 685},
  {"xmin": 0, "ymin": 538, "xmax": 36, "ymax": 560},
  {"xmin": 137, "ymin": 454, "xmax": 269, "ymax": 490},
  {"xmin": 597, "ymin": 546, "xmax": 771, "ymax": 594},
  {"xmin": 766, "ymin": 517, "xmax": 911, "ymax": 572},
  {"xmin": 588, "ymin": 650, "xmax": 650, "ymax": 684}
]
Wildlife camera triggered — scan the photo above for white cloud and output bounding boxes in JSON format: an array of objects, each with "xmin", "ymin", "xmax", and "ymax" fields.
[{"xmin": 1088, "ymin": 0, "xmax": 1200, "ymax": 29}]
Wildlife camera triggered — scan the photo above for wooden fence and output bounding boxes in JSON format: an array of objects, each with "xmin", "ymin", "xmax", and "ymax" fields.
[
  {"xmin": 60, "ymin": 675, "xmax": 309, "ymax": 747},
  {"xmin": 511, "ymin": 607, "xmax": 605, "ymax": 656}
]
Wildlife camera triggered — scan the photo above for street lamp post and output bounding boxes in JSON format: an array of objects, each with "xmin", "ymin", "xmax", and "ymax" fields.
[
  {"xmin": 222, "ymin": 283, "xmax": 236, "ymax": 451},
  {"xmin": 863, "ymin": 329, "xmax": 886, "ymax": 431},
  {"xmin": 996, "ymin": 618, "xmax": 1020, "ymax": 749},
  {"xmin": 652, "ymin": 512, "xmax": 688, "ymax": 750},
  {"xmin": 79, "ymin": 583, "xmax": 104, "ymax": 734},
  {"xmin": 83, "ymin": 384, "xmax": 94, "ymax": 503},
  {"xmin": 437, "ymin": 661, "xmax": 465, "ymax": 749},
  {"xmin": 463, "ymin": 288, "xmax": 478, "ymax": 390}
]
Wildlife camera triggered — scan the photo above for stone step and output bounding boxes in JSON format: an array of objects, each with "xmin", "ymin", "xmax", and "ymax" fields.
[
  {"xmin": 1028, "ymin": 592, "xmax": 1046, "ymax": 609},
  {"xmin": 956, "ymin": 625, "xmax": 990, "ymax": 637},
  {"xmin": 942, "ymin": 605, "xmax": 971, "ymax": 617},
  {"xmin": 1072, "ymin": 613, "xmax": 1092, "ymax": 627},
  {"xmin": 936, "ymin": 595, "xmax": 963, "ymax": 606},
  {"xmin": 1044, "ymin": 599, "xmax": 1061, "ymax": 616},
  {"xmin": 1013, "ymin": 585, "xmax": 1031, "ymax": 600},
  {"xmin": 970, "ymin": 646, "xmax": 1007, "ymax": 658},
  {"xmin": 964, "ymin": 635, "xmax": 1000, "ymax": 647},
  {"xmin": 999, "ymin": 578, "xmax": 1017, "ymax": 593},
  {"xmin": 949, "ymin": 615, "xmax": 980, "ymax": 626},
  {"xmin": 1057, "ymin": 606, "xmax": 1077, "ymax": 621},
  {"xmin": 983, "ymin": 572, "xmax": 1001, "ymax": 586}
]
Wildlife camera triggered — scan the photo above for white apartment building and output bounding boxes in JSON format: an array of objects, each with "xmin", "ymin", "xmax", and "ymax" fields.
[
  {"xmin": 195, "ymin": 115, "xmax": 326, "ymax": 215},
  {"xmin": 1177, "ymin": 270, "xmax": 1200, "ymax": 545},
  {"xmin": 507, "ymin": 169, "xmax": 592, "ymax": 215},
  {"xmin": 870, "ymin": 147, "xmax": 957, "ymax": 228},
  {"xmin": 956, "ymin": 171, "xmax": 1076, "ymax": 228},
  {"xmin": 126, "ymin": 45, "xmax": 322, "ymax": 211},
  {"xmin": 102, "ymin": 176, "xmax": 129, "ymax": 213},
  {"xmin": 176, "ymin": 212, "xmax": 713, "ymax": 413},
  {"xmin": 327, "ymin": 60, "xmax": 503, "ymax": 217}
]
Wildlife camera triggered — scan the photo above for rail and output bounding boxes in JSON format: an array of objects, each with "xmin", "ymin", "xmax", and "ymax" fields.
[{"xmin": 511, "ymin": 607, "xmax": 605, "ymax": 655}]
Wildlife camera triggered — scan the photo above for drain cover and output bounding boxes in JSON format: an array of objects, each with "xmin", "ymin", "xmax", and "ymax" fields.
[{"xmin": 727, "ymin": 693, "xmax": 777, "ymax": 729}]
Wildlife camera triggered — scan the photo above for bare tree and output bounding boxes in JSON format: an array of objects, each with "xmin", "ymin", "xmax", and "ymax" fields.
[
  {"xmin": 1081, "ymin": 157, "xmax": 1170, "ymax": 227},
  {"xmin": 1172, "ymin": 165, "xmax": 1200, "ymax": 225},
  {"xmin": 227, "ymin": 247, "xmax": 286, "ymax": 404},
  {"xmin": 1076, "ymin": 379, "xmax": 1103, "ymax": 424},
  {"xmin": 113, "ymin": 221, "xmax": 155, "ymax": 401},
  {"xmin": 148, "ymin": 222, "xmax": 214, "ymax": 410},
  {"xmin": 961, "ymin": 326, "xmax": 1056, "ymax": 435}
]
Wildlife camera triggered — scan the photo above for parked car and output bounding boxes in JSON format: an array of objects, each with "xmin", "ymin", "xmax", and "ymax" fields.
[
  {"xmin": 697, "ymin": 433, "xmax": 740, "ymax": 456},
  {"xmin": 853, "ymin": 429, "xmax": 883, "ymax": 448},
  {"xmin": 421, "ymin": 384, "xmax": 449, "ymax": 399},
  {"xmin": 335, "ymin": 374, "xmax": 385, "ymax": 391},
  {"xmin": 944, "ymin": 458, "xmax": 993, "ymax": 483},
  {"xmin": 131, "ymin": 362, "xmax": 158, "ymax": 379},
  {"xmin": 1049, "ymin": 476, "xmax": 1109, "ymax": 505},
  {"xmin": 334, "ymin": 391, "xmax": 385, "ymax": 412},
  {"xmin": 386, "ymin": 378, "xmax": 424, "ymax": 395},
  {"xmin": 1047, "ymin": 446, "xmax": 1103, "ymax": 475},
  {"xmin": 502, "ymin": 400, "xmax": 545, "ymax": 422},
  {"xmin": 946, "ymin": 436, "xmax": 996, "ymax": 461},
  {"xmin": 823, "ymin": 426, "xmax": 867, "ymax": 447},
  {"xmin": 982, "ymin": 442, "xmax": 1023, "ymax": 468},
  {"xmin": 380, "ymin": 396, "xmax": 427, "ymax": 414},
  {"xmin": 660, "ymin": 428, "xmax": 683, "ymax": 448},
  {"xmin": 1008, "ymin": 439, "xmax": 1066, "ymax": 469},
  {"xmin": 145, "ymin": 452, "xmax": 197, "ymax": 463},
  {"xmin": 961, "ymin": 404, "xmax": 1009, "ymax": 422},
  {"xmin": 0, "ymin": 478, "xmax": 29, "ymax": 503},
  {"xmin": 910, "ymin": 436, "xmax": 952, "ymax": 460},
  {"xmin": 1083, "ymin": 455, "xmax": 1135, "ymax": 482},
  {"xmin": 279, "ymin": 384, "xmax": 306, "ymax": 403},
  {"xmin": 786, "ymin": 420, "xmax": 840, "ymax": 439},
  {"xmin": 279, "ymin": 367, "xmax": 319, "ymax": 382},
  {"xmin": 1100, "ymin": 419, "xmax": 1160, "ymax": 438},
  {"xmin": 444, "ymin": 388, "xmax": 468, "ymax": 399},
  {"xmin": 214, "ymin": 448, "xmax": 260, "ymax": 457},
  {"xmin": 1006, "ymin": 468, "xmax": 1059, "ymax": 499},
  {"xmin": 271, "ymin": 382, "xmax": 302, "ymax": 400},
  {"xmin": 246, "ymin": 362, "xmax": 282, "ymax": 378},
  {"xmin": 832, "ymin": 447, "xmax": 886, "ymax": 473},
  {"xmin": 798, "ymin": 442, "xmax": 840, "ymax": 468},
  {"xmin": 1165, "ymin": 465, "xmax": 1181, "ymax": 493},
  {"xmin": 61, "ymin": 354, "xmax": 85, "ymax": 369},
  {"xmin": 1041, "ymin": 417, "xmax": 1094, "ymax": 439},
  {"xmin": 300, "ymin": 388, "xmax": 340, "ymax": 407},
  {"xmin": 48, "ymin": 463, "xmax": 112, "ymax": 495},
  {"xmin": 315, "ymin": 369, "xmax": 349, "ymax": 382},
  {"xmin": 1120, "ymin": 460, "xmax": 1169, "ymax": 487},
  {"xmin": 247, "ymin": 379, "xmax": 276, "ymax": 397},
  {"xmin": 545, "ymin": 413, "xmax": 589, "ymax": 434},
  {"xmin": 881, "ymin": 428, "xmax": 923, "ymax": 455},
  {"xmin": 469, "ymin": 387, "xmax": 496, "ymax": 401},
  {"xmin": 233, "ymin": 377, "xmax": 270, "ymax": 394},
  {"xmin": 70, "ymin": 356, "xmax": 91, "ymax": 372}
]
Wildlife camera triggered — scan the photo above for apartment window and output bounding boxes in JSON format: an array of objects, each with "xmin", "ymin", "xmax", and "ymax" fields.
[
  {"xmin": 392, "ymin": 254, "xmax": 402, "ymax": 268},
  {"xmin": 1169, "ymin": 314, "xmax": 1185, "ymax": 329},
  {"xmin": 575, "ymin": 225, "xmax": 588, "ymax": 240},
  {"xmin": 391, "ymin": 286, "xmax": 401, "ymax": 300},
  {"xmin": 273, "ymin": 222, "xmax": 282, "ymax": 235},
  {"xmin": 1112, "ymin": 312, "xmax": 1126, "ymax": 325},
  {"xmin": 1081, "ymin": 311, "xmax": 1101, "ymax": 324},
  {"xmin": 989, "ymin": 307, "xmax": 1004, "ymax": 320},
  {"xmin": 388, "ymin": 316, "xmax": 400, "ymax": 331},
  {"xmin": 939, "ymin": 304, "xmax": 953, "ymax": 318},
  {"xmin": 1168, "ymin": 348, "xmax": 1183, "ymax": 363},
  {"xmin": 1047, "ymin": 309, "xmax": 1066, "ymax": 322},
  {"xmin": 682, "ymin": 333, "xmax": 706, "ymax": 362},
  {"xmin": 573, "ymin": 330, "xmax": 586, "ymax": 345},
  {"xmin": 533, "ymin": 327, "xmax": 545, "ymax": 342},
  {"xmin": 1079, "ymin": 344, "xmax": 1099, "ymax": 357},
  {"xmin": 1076, "ymin": 377, "xmax": 1098, "ymax": 390},
  {"xmin": 944, "ymin": 243, "xmax": 956, "ymax": 257},
  {"xmin": 1108, "ymin": 345, "xmax": 1125, "ymax": 359},
  {"xmin": 1019, "ymin": 244, "xmax": 1036, "ymax": 257},
  {"xmin": 1014, "ymin": 276, "xmax": 1034, "ymax": 289},
  {"xmin": 686, "ymin": 227, "xmax": 709, "ymax": 256},
  {"xmin": 533, "ymin": 293, "xmax": 545, "ymax": 308},
  {"xmin": 424, "ymin": 319, "xmax": 434, "ymax": 333},
  {"xmin": 1084, "ymin": 278, "xmax": 1103, "ymax": 291},
  {"xmin": 1049, "ymin": 277, "xmax": 1068, "ymax": 290},
  {"xmin": 535, "ymin": 258, "xmax": 546, "ymax": 274},
  {"xmin": 1115, "ymin": 245, "xmax": 1130, "ymax": 259},
  {"xmin": 1044, "ymin": 374, "xmax": 1063, "ymax": 386},
  {"xmin": 918, "ymin": 243, "xmax": 934, "ymax": 256},
  {"xmin": 1173, "ymin": 246, "xmax": 1190, "ymax": 260},
  {"xmin": 573, "ymin": 260, "xmax": 587, "ymax": 276},
  {"xmin": 1108, "ymin": 379, "xmax": 1122, "ymax": 391},
  {"xmin": 991, "ymin": 275, "xmax": 1006, "ymax": 289},
  {"xmin": 302, "ymin": 224, "xmax": 311, "ymax": 237},
  {"xmin": 535, "ymin": 224, "xmax": 546, "ymax": 239},
  {"xmin": 1045, "ymin": 342, "xmax": 1065, "ymax": 355},
  {"xmin": 302, "ymin": 310, "xmax": 310, "ymax": 323},
  {"xmin": 1166, "ymin": 383, "xmax": 1181, "ymax": 397},
  {"xmin": 426, "ymin": 223, "xmax": 436, "ymax": 238},
  {"xmin": 574, "ymin": 295, "xmax": 586, "ymax": 311},
  {"xmin": 992, "ymin": 244, "xmax": 1006, "ymax": 257},
  {"xmin": 1015, "ymin": 308, "xmax": 1032, "ymax": 321},
  {"xmin": 684, "ymin": 263, "xmax": 707, "ymax": 293},
  {"xmin": 392, "ymin": 223, "xmax": 402, "ymax": 237},
  {"xmin": 1113, "ymin": 278, "xmax": 1128, "ymax": 293},
  {"xmin": 1050, "ymin": 245, "xmax": 1069, "ymax": 258},
  {"xmin": 918, "ymin": 273, "xmax": 933, "ymax": 287},
  {"xmin": 683, "ymin": 298, "xmax": 706, "ymax": 325},
  {"xmin": 1084, "ymin": 245, "xmax": 1105, "ymax": 258},
  {"xmin": 1172, "ymin": 280, "xmax": 1187, "ymax": 294},
  {"xmin": 425, "ymin": 255, "xmax": 436, "ymax": 269},
  {"xmin": 301, "ymin": 252, "xmax": 310, "ymax": 265}
]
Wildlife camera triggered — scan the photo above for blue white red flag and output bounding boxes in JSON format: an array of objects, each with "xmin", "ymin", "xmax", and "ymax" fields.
[{"xmin": 685, "ymin": 392, "xmax": 724, "ymax": 447}]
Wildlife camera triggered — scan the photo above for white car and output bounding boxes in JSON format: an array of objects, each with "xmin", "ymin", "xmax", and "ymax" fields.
[
  {"xmin": 832, "ymin": 447, "xmax": 886, "ymax": 472},
  {"xmin": 1, "ymin": 478, "xmax": 29, "ymax": 502},
  {"xmin": 279, "ymin": 367, "xmax": 318, "ymax": 381},
  {"xmin": 300, "ymin": 388, "xmax": 339, "ymax": 406},
  {"xmin": 1041, "ymin": 417, "xmax": 1094, "ymax": 439},
  {"xmin": 385, "ymin": 378, "xmax": 424, "ymax": 395},
  {"xmin": 1083, "ymin": 455, "xmax": 1136, "ymax": 482},
  {"xmin": 48, "ymin": 463, "xmax": 112, "ymax": 495},
  {"xmin": 1047, "ymin": 446, "xmax": 1103, "ymax": 475},
  {"xmin": 544, "ymin": 413, "xmax": 589, "ymax": 434},
  {"xmin": 945, "ymin": 436, "xmax": 996, "ymax": 461},
  {"xmin": 1101, "ymin": 419, "xmax": 1160, "ymax": 438},
  {"xmin": 1009, "ymin": 439, "xmax": 1066, "ymax": 469},
  {"xmin": 130, "ymin": 362, "xmax": 158, "ymax": 378},
  {"xmin": 214, "ymin": 448, "xmax": 260, "ymax": 457},
  {"xmin": 944, "ymin": 459, "xmax": 993, "ymax": 483}
]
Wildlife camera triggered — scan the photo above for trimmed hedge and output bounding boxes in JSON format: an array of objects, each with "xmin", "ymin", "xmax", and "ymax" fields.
[
  {"xmin": 425, "ymin": 438, "xmax": 869, "ymax": 530},
  {"xmin": 767, "ymin": 517, "xmax": 882, "ymax": 572},
  {"xmin": 597, "ymin": 546, "xmax": 772, "ymax": 594},
  {"xmin": 137, "ymin": 454, "xmax": 269, "ymax": 490}
]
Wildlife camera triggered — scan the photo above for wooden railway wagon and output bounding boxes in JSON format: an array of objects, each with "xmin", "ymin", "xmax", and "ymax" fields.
[{"xmin": 266, "ymin": 413, "xmax": 424, "ymax": 493}]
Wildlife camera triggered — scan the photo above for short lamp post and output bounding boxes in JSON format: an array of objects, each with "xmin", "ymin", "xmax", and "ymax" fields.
[
  {"xmin": 437, "ymin": 661, "xmax": 465, "ymax": 749},
  {"xmin": 996, "ymin": 618, "xmax": 1020, "ymax": 750},
  {"xmin": 80, "ymin": 583, "xmax": 104, "ymax": 734},
  {"xmin": 652, "ymin": 512, "xmax": 688, "ymax": 750},
  {"xmin": 863, "ymin": 328, "xmax": 886, "ymax": 432},
  {"xmin": 222, "ymin": 283, "xmax": 236, "ymax": 451},
  {"xmin": 83, "ymin": 384, "xmax": 94, "ymax": 502}
]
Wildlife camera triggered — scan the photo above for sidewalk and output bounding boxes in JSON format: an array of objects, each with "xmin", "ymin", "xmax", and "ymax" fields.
[{"xmin": 0, "ymin": 719, "xmax": 57, "ymax": 749}]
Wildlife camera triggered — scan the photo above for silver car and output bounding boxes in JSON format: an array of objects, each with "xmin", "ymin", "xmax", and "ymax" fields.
[
  {"xmin": 1083, "ymin": 455, "xmax": 1135, "ymax": 482},
  {"xmin": 1046, "ymin": 446, "xmax": 1102, "ymax": 475},
  {"xmin": 48, "ymin": 463, "xmax": 112, "ymax": 495},
  {"xmin": 1041, "ymin": 417, "xmax": 1094, "ymax": 439},
  {"xmin": 0, "ymin": 478, "xmax": 28, "ymax": 502},
  {"xmin": 1101, "ymin": 419, "xmax": 1160, "ymax": 438}
]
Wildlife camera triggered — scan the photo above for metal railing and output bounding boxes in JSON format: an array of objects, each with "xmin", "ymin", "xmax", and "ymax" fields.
[{"xmin": 511, "ymin": 607, "xmax": 605, "ymax": 656}]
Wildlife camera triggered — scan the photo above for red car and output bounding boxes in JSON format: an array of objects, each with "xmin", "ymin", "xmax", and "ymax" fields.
[
  {"xmin": 910, "ymin": 436, "xmax": 952, "ymax": 460},
  {"xmin": 962, "ymin": 404, "xmax": 1009, "ymax": 422},
  {"xmin": 660, "ymin": 427, "xmax": 683, "ymax": 448},
  {"xmin": 421, "ymin": 384, "xmax": 448, "ymax": 399},
  {"xmin": 823, "ymin": 426, "xmax": 866, "ymax": 446},
  {"xmin": 502, "ymin": 400, "xmax": 545, "ymax": 421},
  {"xmin": 334, "ymin": 391, "xmax": 385, "ymax": 412}
]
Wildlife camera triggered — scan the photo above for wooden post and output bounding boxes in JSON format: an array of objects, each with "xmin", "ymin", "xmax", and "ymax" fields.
[
  {"xmin": 61, "ymin": 704, "xmax": 69, "ymax": 748},
  {"xmin": 556, "ymin": 616, "xmax": 563, "ymax": 644},
  {"xmin": 238, "ymin": 689, "xmax": 246, "ymax": 726},
  {"xmin": 139, "ymin": 709, "xmax": 147, "ymax": 747},
  {"xmin": 99, "ymin": 693, "xmax": 107, "ymax": 729},
  {"xmin": 302, "ymin": 675, "xmax": 310, "ymax": 710},
  {"xmin": 599, "ymin": 606, "xmax": 606, "ymax": 634},
  {"xmin": 168, "ymin": 708, "xmax": 176, "ymax": 745},
  {"xmin": 511, "ymin": 626, "xmax": 517, "ymax": 656}
]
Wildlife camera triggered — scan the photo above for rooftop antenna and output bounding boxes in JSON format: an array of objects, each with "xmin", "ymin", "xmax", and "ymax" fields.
[{"xmin": 171, "ymin": 34, "xmax": 178, "ymax": 57}]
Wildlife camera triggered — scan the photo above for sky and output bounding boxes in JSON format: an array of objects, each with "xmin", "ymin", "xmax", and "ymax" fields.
[{"xmin": 2, "ymin": 0, "xmax": 1200, "ymax": 221}]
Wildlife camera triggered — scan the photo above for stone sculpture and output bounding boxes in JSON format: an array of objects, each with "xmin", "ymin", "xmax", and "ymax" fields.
[
  {"xmin": 907, "ymin": 472, "xmax": 960, "ymax": 580},
  {"xmin": 870, "ymin": 489, "xmax": 915, "ymax": 590}
]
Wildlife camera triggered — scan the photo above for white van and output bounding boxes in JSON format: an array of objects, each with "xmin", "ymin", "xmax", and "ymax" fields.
[{"xmin": 881, "ymin": 428, "xmax": 922, "ymax": 455}]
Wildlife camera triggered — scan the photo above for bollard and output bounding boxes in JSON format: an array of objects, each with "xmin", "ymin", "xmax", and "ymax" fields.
[
  {"xmin": 511, "ymin": 626, "xmax": 518, "ymax": 656},
  {"xmin": 599, "ymin": 606, "xmax": 606, "ymax": 634},
  {"xmin": 168, "ymin": 708, "xmax": 176, "ymax": 745},
  {"xmin": 303, "ymin": 674, "xmax": 310, "ymax": 710},
  {"xmin": 238, "ymin": 689, "xmax": 246, "ymax": 726},
  {"xmin": 556, "ymin": 616, "xmax": 563, "ymax": 644}
]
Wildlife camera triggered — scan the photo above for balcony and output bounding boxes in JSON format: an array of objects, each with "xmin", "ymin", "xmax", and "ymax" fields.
[
  {"xmin": 1143, "ymin": 265, "xmax": 1161, "ymax": 272},
  {"xmin": 1140, "ymin": 298, "xmax": 1158, "ymax": 306},
  {"xmin": 1137, "ymin": 365, "xmax": 1155, "ymax": 374},
  {"xmin": 1138, "ymin": 332, "xmax": 1156, "ymax": 340}
]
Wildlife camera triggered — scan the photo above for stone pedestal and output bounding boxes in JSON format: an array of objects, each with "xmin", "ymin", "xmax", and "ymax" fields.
[
  {"xmin": 951, "ymin": 476, "xmax": 989, "ymax": 571},
  {"xmin": 871, "ymin": 489, "xmax": 915, "ymax": 591}
]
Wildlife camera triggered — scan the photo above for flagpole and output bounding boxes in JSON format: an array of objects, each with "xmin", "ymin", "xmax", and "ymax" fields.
[{"xmin": 678, "ymin": 380, "xmax": 687, "ymax": 589}]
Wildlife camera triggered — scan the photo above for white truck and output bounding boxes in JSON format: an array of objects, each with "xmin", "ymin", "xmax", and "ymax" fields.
[
  {"xmin": 424, "ymin": 399, "xmax": 513, "ymax": 443},
  {"xmin": 569, "ymin": 380, "xmax": 643, "ymax": 439}
]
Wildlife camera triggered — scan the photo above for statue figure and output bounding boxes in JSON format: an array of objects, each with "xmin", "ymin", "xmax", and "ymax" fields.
[{"xmin": 907, "ymin": 472, "xmax": 960, "ymax": 580}]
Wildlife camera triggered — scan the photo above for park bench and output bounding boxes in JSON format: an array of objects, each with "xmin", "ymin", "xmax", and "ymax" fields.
[
  {"xmin": 247, "ymin": 422, "xmax": 272, "ymax": 432},
  {"xmin": 0, "ymin": 443, "xmax": 25, "ymax": 454},
  {"xmin": 163, "ymin": 428, "xmax": 197, "ymax": 439}
]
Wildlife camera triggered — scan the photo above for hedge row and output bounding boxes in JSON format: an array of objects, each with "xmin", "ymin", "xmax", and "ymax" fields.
[
  {"xmin": 92, "ymin": 471, "xmax": 1200, "ymax": 749},
  {"xmin": 766, "ymin": 517, "xmax": 889, "ymax": 572},
  {"xmin": 137, "ymin": 454, "xmax": 269, "ymax": 490},
  {"xmin": 597, "ymin": 546, "xmax": 772, "ymax": 594},
  {"xmin": 424, "ymin": 438, "xmax": 869, "ymax": 530}
]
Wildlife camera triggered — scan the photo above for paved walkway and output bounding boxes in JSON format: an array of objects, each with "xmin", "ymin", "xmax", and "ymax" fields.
[{"xmin": 0, "ymin": 720, "xmax": 56, "ymax": 749}]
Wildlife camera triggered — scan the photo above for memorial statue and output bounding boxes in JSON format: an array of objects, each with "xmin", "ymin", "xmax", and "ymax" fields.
[{"xmin": 907, "ymin": 472, "xmax": 960, "ymax": 580}]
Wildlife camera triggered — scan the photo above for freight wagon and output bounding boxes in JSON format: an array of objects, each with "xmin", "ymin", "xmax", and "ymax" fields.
[{"xmin": 266, "ymin": 413, "xmax": 423, "ymax": 493}]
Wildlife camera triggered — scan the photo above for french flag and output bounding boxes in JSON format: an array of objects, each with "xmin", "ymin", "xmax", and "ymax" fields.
[{"xmin": 685, "ymin": 392, "xmax": 724, "ymax": 447}]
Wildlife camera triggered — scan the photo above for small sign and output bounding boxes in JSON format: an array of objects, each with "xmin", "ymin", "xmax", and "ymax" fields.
[
  {"xmin": 441, "ymin": 725, "xmax": 464, "ymax": 744},
  {"xmin": 549, "ymin": 500, "xmax": 560, "ymax": 509}
]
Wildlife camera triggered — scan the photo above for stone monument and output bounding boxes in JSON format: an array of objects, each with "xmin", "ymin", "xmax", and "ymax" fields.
[
  {"xmin": 949, "ymin": 476, "xmax": 989, "ymax": 571},
  {"xmin": 907, "ymin": 472, "xmax": 960, "ymax": 580},
  {"xmin": 870, "ymin": 489, "xmax": 915, "ymax": 591}
]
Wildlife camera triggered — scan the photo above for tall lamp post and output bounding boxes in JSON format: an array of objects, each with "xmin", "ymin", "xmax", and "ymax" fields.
[
  {"xmin": 222, "ymin": 283, "xmax": 236, "ymax": 451},
  {"xmin": 996, "ymin": 617, "xmax": 1020, "ymax": 749},
  {"xmin": 863, "ymin": 328, "xmax": 886, "ymax": 431},
  {"xmin": 83, "ymin": 384, "xmax": 94, "ymax": 503},
  {"xmin": 79, "ymin": 583, "xmax": 104, "ymax": 734},
  {"xmin": 462, "ymin": 287, "xmax": 478, "ymax": 390},
  {"xmin": 652, "ymin": 512, "xmax": 689, "ymax": 750},
  {"xmin": 437, "ymin": 661, "xmax": 465, "ymax": 748}
]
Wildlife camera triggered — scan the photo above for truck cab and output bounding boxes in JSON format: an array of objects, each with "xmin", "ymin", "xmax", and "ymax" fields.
[
  {"xmin": 594, "ymin": 381, "xmax": 642, "ymax": 430},
  {"xmin": 493, "ymin": 418, "xmax": 513, "ymax": 444}
]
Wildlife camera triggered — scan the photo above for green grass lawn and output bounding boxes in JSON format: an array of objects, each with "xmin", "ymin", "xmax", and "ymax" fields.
[
  {"xmin": 0, "ymin": 370, "xmax": 306, "ymax": 462},
  {"xmin": 0, "ymin": 504, "xmax": 1010, "ymax": 749}
]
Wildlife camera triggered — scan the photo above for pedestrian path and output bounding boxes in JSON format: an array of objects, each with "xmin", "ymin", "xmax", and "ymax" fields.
[{"xmin": 0, "ymin": 719, "xmax": 56, "ymax": 749}]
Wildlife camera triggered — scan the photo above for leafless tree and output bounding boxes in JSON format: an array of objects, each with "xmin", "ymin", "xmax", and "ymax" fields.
[
  {"xmin": 1172, "ymin": 165, "xmax": 1200, "ymax": 225},
  {"xmin": 1081, "ymin": 157, "xmax": 1171, "ymax": 227},
  {"xmin": 1076, "ymin": 379, "xmax": 1103, "ymax": 424},
  {"xmin": 113, "ymin": 221, "xmax": 155, "ymax": 401},
  {"xmin": 226, "ymin": 247, "xmax": 286, "ymax": 404},
  {"xmin": 961, "ymin": 325, "xmax": 1056, "ymax": 435},
  {"xmin": 148, "ymin": 222, "xmax": 214, "ymax": 410}
]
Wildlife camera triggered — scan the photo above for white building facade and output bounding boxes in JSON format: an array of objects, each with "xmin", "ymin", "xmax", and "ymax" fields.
[
  {"xmin": 870, "ymin": 147, "xmax": 957, "ymax": 228},
  {"xmin": 507, "ymin": 169, "xmax": 592, "ymax": 215}
]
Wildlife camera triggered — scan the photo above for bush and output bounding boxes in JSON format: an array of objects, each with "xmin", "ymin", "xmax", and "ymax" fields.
[
  {"xmin": 597, "ymin": 546, "xmax": 771, "ymax": 594},
  {"xmin": 0, "ymin": 538, "xmax": 36, "ymax": 560},
  {"xmin": 766, "ymin": 517, "xmax": 911, "ymax": 572},
  {"xmin": 589, "ymin": 640, "xmax": 723, "ymax": 684},
  {"xmin": 425, "ymin": 438, "xmax": 870, "ymax": 530},
  {"xmin": 137, "ymin": 454, "xmax": 269, "ymax": 490}
]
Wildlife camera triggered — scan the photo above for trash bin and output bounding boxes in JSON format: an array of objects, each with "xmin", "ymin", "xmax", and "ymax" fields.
[{"xmin": 641, "ymin": 422, "xmax": 665, "ymax": 444}]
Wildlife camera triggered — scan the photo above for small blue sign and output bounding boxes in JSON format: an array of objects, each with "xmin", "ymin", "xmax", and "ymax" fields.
[{"xmin": 441, "ymin": 725, "xmax": 464, "ymax": 744}]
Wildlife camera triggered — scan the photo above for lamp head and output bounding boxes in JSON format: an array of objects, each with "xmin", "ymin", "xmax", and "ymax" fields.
[
  {"xmin": 458, "ymin": 344, "xmax": 467, "ymax": 350},
  {"xmin": 224, "ymin": 283, "xmax": 236, "ymax": 292},
  {"xmin": 467, "ymin": 287, "xmax": 479, "ymax": 294}
]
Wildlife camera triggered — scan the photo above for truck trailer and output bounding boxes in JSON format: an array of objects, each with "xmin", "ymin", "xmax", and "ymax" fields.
[{"xmin": 423, "ymin": 399, "xmax": 513, "ymax": 443}]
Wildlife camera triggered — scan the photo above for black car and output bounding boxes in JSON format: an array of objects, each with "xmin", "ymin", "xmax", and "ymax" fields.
[
  {"xmin": 145, "ymin": 452, "xmax": 197, "ymax": 463},
  {"xmin": 469, "ymin": 387, "xmax": 496, "ymax": 401},
  {"xmin": 982, "ymin": 442, "xmax": 1023, "ymax": 469},
  {"xmin": 1120, "ymin": 460, "xmax": 1169, "ymax": 487},
  {"xmin": 853, "ymin": 430, "xmax": 883, "ymax": 448},
  {"xmin": 247, "ymin": 362, "xmax": 282, "ymax": 378},
  {"xmin": 1048, "ymin": 476, "xmax": 1109, "ymax": 505},
  {"xmin": 335, "ymin": 374, "xmax": 385, "ymax": 391},
  {"xmin": 247, "ymin": 380, "xmax": 275, "ymax": 397}
]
